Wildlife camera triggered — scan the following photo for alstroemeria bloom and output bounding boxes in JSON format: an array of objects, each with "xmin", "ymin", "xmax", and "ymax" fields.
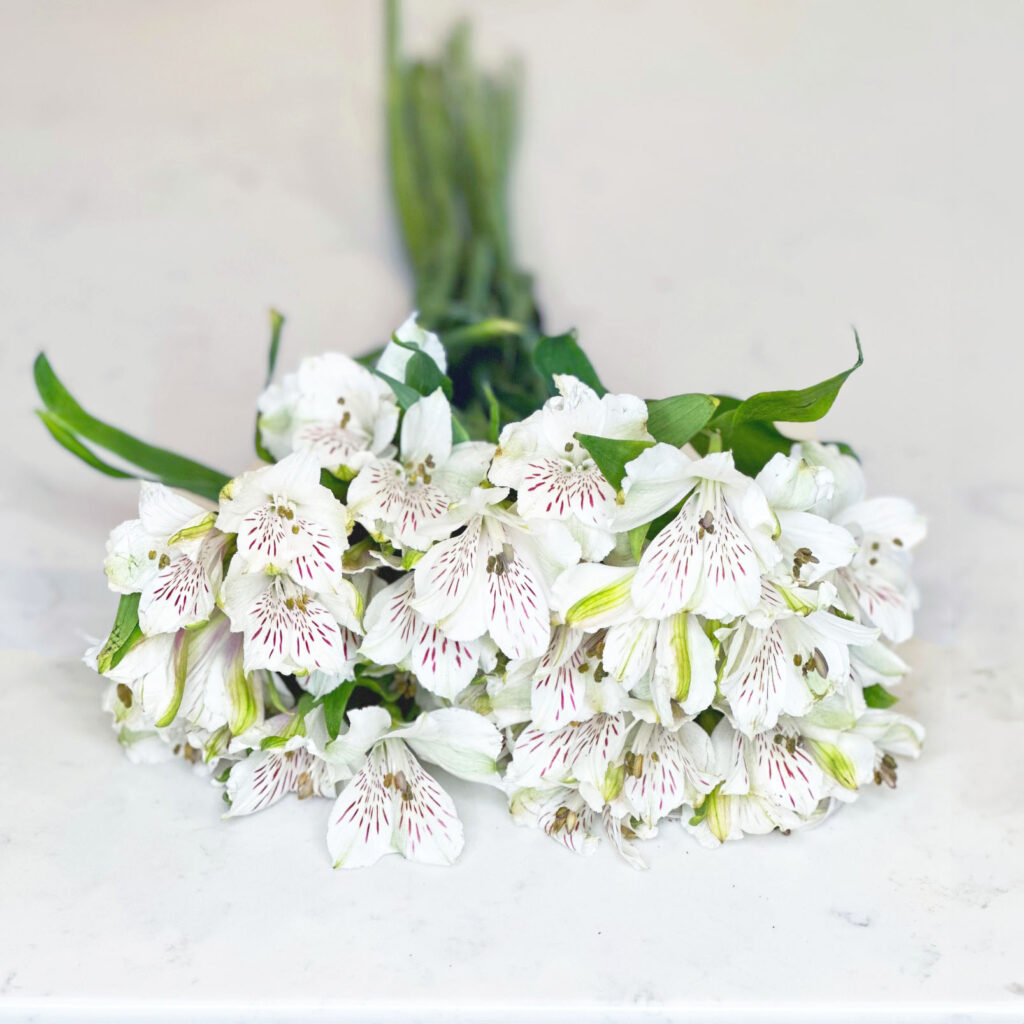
[
  {"xmin": 220, "ymin": 560, "xmax": 362, "ymax": 676},
  {"xmin": 360, "ymin": 574, "xmax": 494, "ymax": 699},
  {"xmin": 412, "ymin": 487, "xmax": 581, "ymax": 660},
  {"xmin": 551, "ymin": 562, "xmax": 717, "ymax": 725},
  {"xmin": 224, "ymin": 706, "xmax": 341, "ymax": 817},
  {"xmin": 505, "ymin": 713, "xmax": 717, "ymax": 865},
  {"xmin": 717, "ymin": 580, "xmax": 879, "ymax": 736},
  {"xmin": 216, "ymin": 450, "xmax": 350, "ymax": 593},
  {"xmin": 614, "ymin": 448, "xmax": 781, "ymax": 620},
  {"xmin": 326, "ymin": 706, "xmax": 503, "ymax": 868},
  {"xmin": 488, "ymin": 374, "xmax": 650, "ymax": 561},
  {"xmin": 685, "ymin": 718, "xmax": 830, "ymax": 847},
  {"xmin": 754, "ymin": 453, "xmax": 857, "ymax": 585},
  {"xmin": 95, "ymin": 610, "xmax": 273, "ymax": 758},
  {"xmin": 347, "ymin": 389, "xmax": 494, "ymax": 550},
  {"xmin": 105, "ymin": 482, "xmax": 226, "ymax": 636},
  {"xmin": 375, "ymin": 312, "xmax": 447, "ymax": 382},
  {"xmin": 504, "ymin": 625, "xmax": 626, "ymax": 732},
  {"xmin": 256, "ymin": 351, "xmax": 399, "ymax": 476},
  {"xmin": 795, "ymin": 442, "xmax": 926, "ymax": 642}
]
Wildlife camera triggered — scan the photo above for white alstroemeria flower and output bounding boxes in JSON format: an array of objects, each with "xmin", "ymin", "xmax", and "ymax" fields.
[
  {"xmin": 505, "ymin": 714, "xmax": 716, "ymax": 865},
  {"xmin": 326, "ymin": 706, "xmax": 503, "ymax": 869},
  {"xmin": 104, "ymin": 482, "xmax": 225, "ymax": 636},
  {"xmin": 224, "ymin": 707, "xmax": 340, "ymax": 817},
  {"xmin": 794, "ymin": 442, "xmax": 926, "ymax": 642},
  {"xmin": 685, "ymin": 718, "xmax": 830, "ymax": 847},
  {"xmin": 220, "ymin": 559, "xmax": 362, "ymax": 677},
  {"xmin": 257, "ymin": 352, "xmax": 399, "ymax": 475},
  {"xmin": 216, "ymin": 450, "xmax": 350, "ymax": 593},
  {"xmin": 505, "ymin": 625, "xmax": 625, "ymax": 732},
  {"xmin": 375, "ymin": 312, "xmax": 447, "ymax": 381},
  {"xmin": 359, "ymin": 574, "xmax": 496, "ymax": 699},
  {"xmin": 615, "ymin": 720, "xmax": 718, "ymax": 830},
  {"xmin": 853, "ymin": 707, "xmax": 925, "ymax": 787},
  {"xmin": 411, "ymin": 487, "xmax": 582, "ymax": 660},
  {"xmin": 509, "ymin": 785, "xmax": 601, "ymax": 857},
  {"xmin": 717, "ymin": 581, "xmax": 879, "ymax": 737},
  {"xmin": 505, "ymin": 712, "xmax": 629, "ymax": 807},
  {"xmin": 614, "ymin": 448, "xmax": 781, "ymax": 620},
  {"xmin": 347, "ymin": 390, "xmax": 494, "ymax": 551},
  {"xmin": 754, "ymin": 453, "xmax": 857, "ymax": 584},
  {"xmin": 551, "ymin": 563, "xmax": 717, "ymax": 725},
  {"xmin": 95, "ymin": 612, "xmax": 273, "ymax": 754},
  {"xmin": 488, "ymin": 374, "xmax": 651, "ymax": 561}
]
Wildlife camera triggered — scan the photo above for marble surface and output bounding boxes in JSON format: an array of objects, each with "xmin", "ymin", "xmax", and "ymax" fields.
[{"xmin": 1, "ymin": 0, "xmax": 1022, "ymax": 1020}]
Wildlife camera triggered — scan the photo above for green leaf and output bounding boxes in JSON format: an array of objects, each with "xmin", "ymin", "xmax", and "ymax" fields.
[
  {"xmin": 34, "ymin": 353, "xmax": 231, "ymax": 502},
  {"xmin": 862, "ymin": 683, "xmax": 899, "ymax": 709},
  {"xmin": 730, "ymin": 331, "xmax": 863, "ymax": 429},
  {"xmin": 374, "ymin": 370, "xmax": 425, "ymax": 411},
  {"xmin": 404, "ymin": 349, "xmax": 454, "ymax": 399},
  {"xmin": 321, "ymin": 680, "xmax": 358, "ymax": 740},
  {"xmin": 36, "ymin": 411, "xmax": 134, "ymax": 481},
  {"xmin": 96, "ymin": 593, "xmax": 143, "ymax": 674},
  {"xmin": 645, "ymin": 394, "xmax": 720, "ymax": 448},
  {"xmin": 532, "ymin": 331, "xmax": 605, "ymax": 395},
  {"xmin": 265, "ymin": 309, "xmax": 285, "ymax": 386},
  {"xmin": 255, "ymin": 310, "xmax": 286, "ymax": 462},
  {"xmin": 575, "ymin": 434, "xmax": 653, "ymax": 491}
]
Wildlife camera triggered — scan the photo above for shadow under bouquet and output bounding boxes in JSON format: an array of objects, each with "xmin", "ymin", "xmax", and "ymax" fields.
[{"xmin": 33, "ymin": 3, "xmax": 925, "ymax": 870}]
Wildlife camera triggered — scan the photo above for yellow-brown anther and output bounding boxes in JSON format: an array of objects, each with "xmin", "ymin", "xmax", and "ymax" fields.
[
  {"xmin": 116, "ymin": 683, "xmax": 133, "ymax": 707},
  {"xmin": 296, "ymin": 771, "xmax": 314, "ymax": 799},
  {"xmin": 158, "ymin": 554, "xmax": 171, "ymax": 569}
]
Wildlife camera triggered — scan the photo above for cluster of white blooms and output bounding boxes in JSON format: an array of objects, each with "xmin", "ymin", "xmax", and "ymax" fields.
[{"xmin": 90, "ymin": 316, "xmax": 925, "ymax": 869}]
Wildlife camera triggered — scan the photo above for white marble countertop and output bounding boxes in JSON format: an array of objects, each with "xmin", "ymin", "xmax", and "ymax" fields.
[{"xmin": 1, "ymin": 1, "xmax": 1021, "ymax": 1021}]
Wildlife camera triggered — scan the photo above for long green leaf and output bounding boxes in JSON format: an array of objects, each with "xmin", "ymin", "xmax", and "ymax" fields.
[
  {"xmin": 645, "ymin": 394, "xmax": 720, "ymax": 448},
  {"xmin": 575, "ymin": 433, "xmax": 654, "ymax": 491},
  {"xmin": 730, "ymin": 331, "xmax": 863, "ymax": 429},
  {"xmin": 37, "ymin": 411, "xmax": 134, "ymax": 481},
  {"xmin": 34, "ymin": 353, "xmax": 231, "ymax": 501}
]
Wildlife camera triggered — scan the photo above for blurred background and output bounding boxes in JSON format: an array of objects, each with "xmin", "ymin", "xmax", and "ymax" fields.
[{"xmin": 1, "ymin": 1, "xmax": 1018, "ymax": 674}]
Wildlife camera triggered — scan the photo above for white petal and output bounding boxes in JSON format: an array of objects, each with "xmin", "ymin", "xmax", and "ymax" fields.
[
  {"xmin": 400, "ymin": 389, "xmax": 453, "ymax": 470},
  {"xmin": 327, "ymin": 745, "xmax": 399, "ymax": 868},
  {"xmin": 104, "ymin": 518, "xmax": 159, "ymax": 595},
  {"xmin": 139, "ymin": 554, "xmax": 215, "ymax": 635},
  {"xmin": 838, "ymin": 566, "xmax": 916, "ymax": 643},
  {"xmin": 750, "ymin": 731, "xmax": 827, "ymax": 815},
  {"xmin": 411, "ymin": 516, "xmax": 489, "ymax": 642},
  {"xmin": 225, "ymin": 748, "xmax": 332, "ymax": 817},
  {"xmin": 602, "ymin": 617, "xmax": 658, "ymax": 690},
  {"xmin": 719, "ymin": 621, "xmax": 812, "ymax": 737},
  {"xmin": 529, "ymin": 629, "xmax": 593, "ymax": 730},
  {"xmin": 138, "ymin": 481, "xmax": 209, "ymax": 538},
  {"xmin": 775, "ymin": 509, "xmax": 857, "ymax": 583},
  {"xmin": 514, "ymin": 457, "xmax": 618, "ymax": 529},
  {"xmin": 614, "ymin": 443, "xmax": 695, "ymax": 530},
  {"xmin": 222, "ymin": 570, "xmax": 360, "ymax": 676},
  {"xmin": 551, "ymin": 563, "xmax": 637, "ymax": 630},
  {"xmin": 652, "ymin": 613, "xmax": 717, "ymax": 718},
  {"xmin": 347, "ymin": 461, "xmax": 451, "ymax": 550},
  {"xmin": 623, "ymin": 722, "xmax": 716, "ymax": 826},
  {"xmin": 632, "ymin": 477, "xmax": 773, "ymax": 620},
  {"xmin": 482, "ymin": 529, "xmax": 552, "ymax": 660},
  {"xmin": 392, "ymin": 707, "xmax": 502, "ymax": 783},
  {"xmin": 508, "ymin": 785, "xmax": 599, "ymax": 857}
]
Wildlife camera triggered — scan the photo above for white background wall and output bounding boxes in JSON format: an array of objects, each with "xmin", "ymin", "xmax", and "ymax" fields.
[{"xmin": 1, "ymin": 1, "xmax": 1017, "ymax": 668}]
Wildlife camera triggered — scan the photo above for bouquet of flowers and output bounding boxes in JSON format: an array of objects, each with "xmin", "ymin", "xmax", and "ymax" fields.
[{"xmin": 32, "ymin": 4, "xmax": 925, "ymax": 869}]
